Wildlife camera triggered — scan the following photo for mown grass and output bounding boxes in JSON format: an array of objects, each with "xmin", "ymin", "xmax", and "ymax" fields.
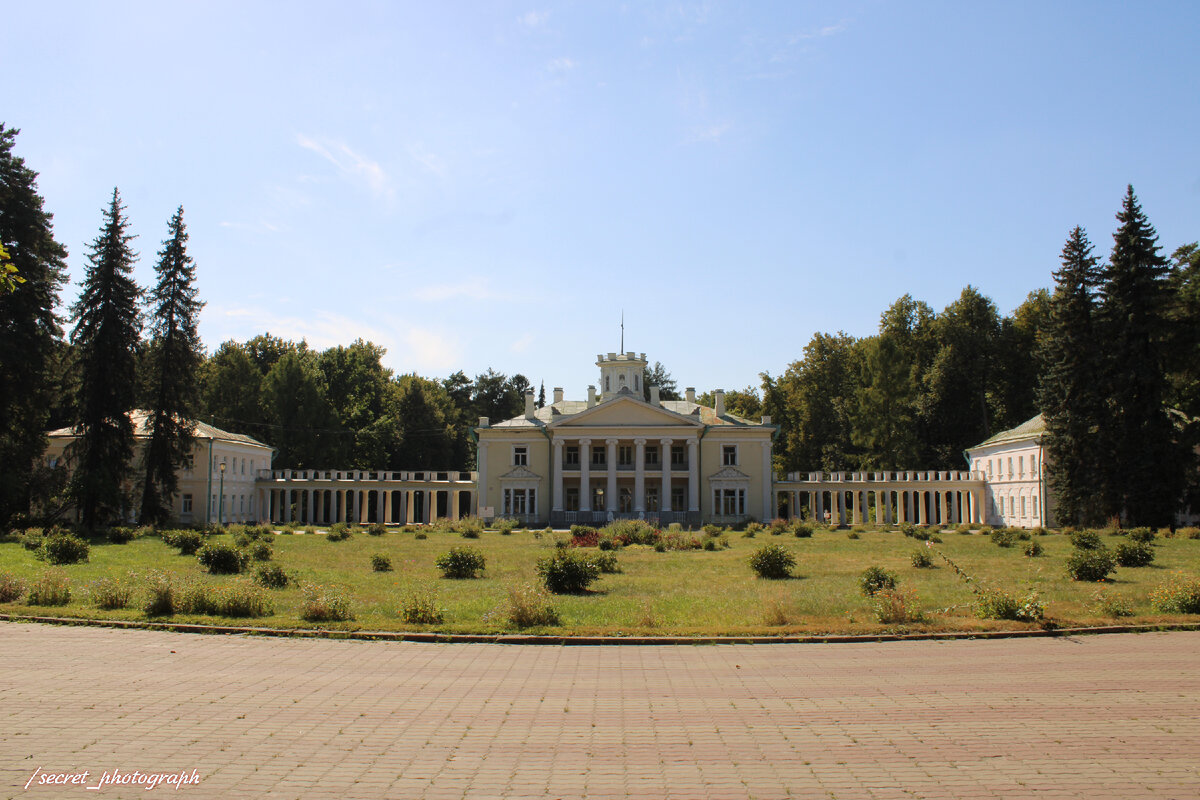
[{"xmin": 1, "ymin": 526, "xmax": 1198, "ymax": 635}]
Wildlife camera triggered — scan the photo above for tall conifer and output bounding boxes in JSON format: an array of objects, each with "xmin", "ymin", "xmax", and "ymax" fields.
[
  {"xmin": 139, "ymin": 207, "xmax": 203, "ymax": 525},
  {"xmin": 0, "ymin": 125, "xmax": 68, "ymax": 525},
  {"xmin": 1098, "ymin": 186, "xmax": 1181, "ymax": 526},
  {"xmin": 70, "ymin": 189, "xmax": 141, "ymax": 530},
  {"xmin": 1037, "ymin": 226, "xmax": 1104, "ymax": 525}
]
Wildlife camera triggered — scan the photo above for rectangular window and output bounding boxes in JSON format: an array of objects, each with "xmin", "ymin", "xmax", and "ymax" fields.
[
  {"xmin": 592, "ymin": 487, "xmax": 605, "ymax": 509},
  {"xmin": 182, "ymin": 494, "xmax": 193, "ymax": 513},
  {"xmin": 671, "ymin": 487, "xmax": 686, "ymax": 510},
  {"xmin": 513, "ymin": 446, "xmax": 528, "ymax": 466},
  {"xmin": 1018, "ymin": 456, "xmax": 1024, "ymax": 477},
  {"xmin": 592, "ymin": 447, "xmax": 606, "ymax": 466},
  {"xmin": 723, "ymin": 445, "xmax": 738, "ymax": 466},
  {"xmin": 645, "ymin": 486, "xmax": 659, "ymax": 512},
  {"xmin": 1033, "ymin": 496, "xmax": 1039, "ymax": 517},
  {"xmin": 1021, "ymin": 496, "xmax": 1027, "ymax": 517},
  {"xmin": 987, "ymin": 460, "xmax": 993, "ymax": 478},
  {"xmin": 671, "ymin": 445, "xmax": 685, "ymax": 466},
  {"xmin": 619, "ymin": 487, "xmax": 633, "ymax": 512},
  {"xmin": 1007, "ymin": 457, "xmax": 1013, "ymax": 478},
  {"xmin": 565, "ymin": 446, "xmax": 579, "ymax": 466},
  {"xmin": 566, "ymin": 487, "xmax": 580, "ymax": 512},
  {"xmin": 184, "ymin": 453, "xmax": 194, "ymax": 471},
  {"xmin": 618, "ymin": 445, "xmax": 633, "ymax": 466},
  {"xmin": 645, "ymin": 446, "xmax": 659, "ymax": 465}
]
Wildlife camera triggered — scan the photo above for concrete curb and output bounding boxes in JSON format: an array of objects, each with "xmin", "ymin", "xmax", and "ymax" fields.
[{"xmin": 3, "ymin": 612, "xmax": 1200, "ymax": 645}]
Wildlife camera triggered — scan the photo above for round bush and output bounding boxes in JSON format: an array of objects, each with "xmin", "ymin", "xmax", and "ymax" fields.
[
  {"xmin": 107, "ymin": 527, "xmax": 136, "ymax": 545},
  {"xmin": 435, "ymin": 546, "xmax": 486, "ymax": 579},
  {"xmin": 910, "ymin": 549, "xmax": 933, "ymax": 568},
  {"xmin": 254, "ymin": 564, "xmax": 289, "ymax": 589},
  {"xmin": 38, "ymin": 534, "xmax": 90, "ymax": 565},
  {"xmin": 1125, "ymin": 527, "xmax": 1155, "ymax": 543},
  {"xmin": 537, "ymin": 550, "xmax": 601, "ymax": 593},
  {"xmin": 1065, "ymin": 547, "xmax": 1117, "ymax": 582},
  {"xmin": 1069, "ymin": 530, "xmax": 1103, "ymax": 550},
  {"xmin": 371, "ymin": 553, "xmax": 393, "ymax": 572},
  {"xmin": 197, "ymin": 542, "xmax": 248, "ymax": 575},
  {"xmin": 749, "ymin": 544, "xmax": 796, "ymax": 579},
  {"xmin": 1114, "ymin": 540, "xmax": 1154, "ymax": 567},
  {"xmin": 173, "ymin": 531, "xmax": 205, "ymax": 555},
  {"xmin": 1024, "ymin": 540, "xmax": 1044, "ymax": 558},
  {"xmin": 859, "ymin": 565, "xmax": 898, "ymax": 596}
]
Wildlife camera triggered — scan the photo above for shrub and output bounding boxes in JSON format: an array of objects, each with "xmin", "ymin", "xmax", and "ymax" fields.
[
  {"xmin": 662, "ymin": 532, "xmax": 703, "ymax": 551},
  {"xmin": 1029, "ymin": 526, "xmax": 1048, "ymax": 537},
  {"xmin": 0, "ymin": 571, "xmax": 26, "ymax": 603},
  {"xmin": 859, "ymin": 566, "xmax": 897, "ymax": 596},
  {"xmin": 326, "ymin": 526, "xmax": 352, "ymax": 542},
  {"xmin": 974, "ymin": 588, "xmax": 1043, "ymax": 621},
  {"xmin": 761, "ymin": 597, "xmax": 791, "ymax": 626},
  {"xmin": 1066, "ymin": 548, "xmax": 1117, "ymax": 582},
  {"xmin": 248, "ymin": 541, "xmax": 273, "ymax": 562},
  {"xmin": 744, "ymin": 521, "xmax": 764, "ymax": 536},
  {"xmin": 414, "ymin": 531, "xmax": 428, "ymax": 540},
  {"xmin": 1178, "ymin": 527, "xmax": 1200, "ymax": 540},
  {"xmin": 254, "ymin": 564, "xmax": 289, "ymax": 589},
  {"xmin": 88, "ymin": 576, "xmax": 134, "ymax": 609},
  {"xmin": 898, "ymin": 522, "xmax": 917, "ymax": 538},
  {"xmin": 500, "ymin": 583, "xmax": 560, "ymax": 628},
  {"xmin": 1125, "ymin": 527, "xmax": 1155, "ymax": 543},
  {"xmin": 143, "ymin": 571, "xmax": 176, "ymax": 615},
  {"xmin": 702, "ymin": 523, "xmax": 722, "ymax": 537},
  {"xmin": 436, "ymin": 546, "xmax": 486, "ymax": 579},
  {"xmin": 872, "ymin": 588, "xmax": 925, "ymax": 624},
  {"xmin": 1024, "ymin": 540, "xmax": 1044, "ymax": 558},
  {"xmin": 749, "ymin": 544, "xmax": 796, "ymax": 579},
  {"xmin": 1069, "ymin": 530, "xmax": 1103, "ymax": 550},
  {"xmin": 792, "ymin": 521, "xmax": 815, "ymax": 538},
  {"xmin": 1090, "ymin": 590, "xmax": 1134, "ymax": 618},
  {"xmin": 603, "ymin": 519, "xmax": 660, "ymax": 546},
  {"xmin": 846, "ymin": 531, "xmax": 861, "ymax": 540},
  {"xmin": 197, "ymin": 542, "xmax": 248, "ymax": 574},
  {"xmin": 537, "ymin": 549, "xmax": 601, "ymax": 593},
  {"xmin": 177, "ymin": 581, "xmax": 272, "ymax": 618},
  {"xmin": 493, "ymin": 518, "xmax": 518, "ymax": 536},
  {"xmin": 591, "ymin": 552, "xmax": 621, "ymax": 574},
  {"xmin": 38, "ymin": 534, "xmax": 90, "ymax": 565},
  {"xmin": 26, "ymin": 569, "xmax": 71, "ymax": 606},
  {"xmin": 21, "ymin": 530, "xmax": 45, "ymax": 551},
  {"xmin": 1149, "ymin": 574, "xmax": 1200, "ymax": 614},
  {"xmin": 300, "ymin": 583, "xmax": 354, "ymax": 622},
  {"xmin": 1114, "ymin": 541, "xmax": 1154, "ymax": 568},
  {"xmin": 370, "ymin": 553, "xmax": 393, "ymax": 572},
  {"xmin": 597, "ymin": 535, "xmax": 620, "ymax": 551},
  {"xmin": 107, "ymin": 526, "xmax": 136, "ymax": 544},
  {"xmin": 399, "ymin": 585, "xmax": 445, "ymax": 625},
  {"xmin": 910, "ymin": 549, "xmax": 933, "ymax": 568},
  {"xmin": 173, "ymin": 531, "xmax": 205, "ymax": 555},
  {"xmin": 367, "ymin": 523, "xmax": 386, "ymax": 536},
  {"xmin": 570, "ymin": 526, "xmax": 600, "ymax": 548},
  {"xmin": 989, "ymin": 529, "xmax": 1017, "ymax": 548}
]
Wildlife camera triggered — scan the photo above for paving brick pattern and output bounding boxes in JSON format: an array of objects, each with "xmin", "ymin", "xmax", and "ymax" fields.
[{"xmin": 2, "ymin": 624, "xmax": 1198, "ymax": 799}]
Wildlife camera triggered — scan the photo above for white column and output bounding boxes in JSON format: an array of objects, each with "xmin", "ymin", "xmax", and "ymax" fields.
[
  {"xmin": 579, "ymin": 439, "xmax": 592, "ymax": 512},
  {"xmin": 476, "ymin": 442, "xmax": 488, "ymax": 516},
  {"xmin": 660, "ymin": 438, "xmax": 673, "ymax": 513},
  {"xmin": 306, "ymin": 490, "xmax": 315, "ymax": 525},
  {"xmin": 687, "ymin": 438, "xmax": 699, "ymax": 512},
  {"xmin": 761, "ymin": 441, "xmax": 772, "ymax": 521},
  {"xmin": 376, "ymin": 490, "xmax": 385, "ymax": 524},
  {"xmin": 884, "ymin": 491, "xmax": 892, "ymax": 525},
  {"xmin": 384, "ymin": 490, "xmax": 392, "ymax": 525},
  {"xmin": 605, "ymin": 438, "xmax": 618, "ymax": 512},
  {"xmin": 634, "ymin": 438, "xmax": 646, "ymax": 513},
  {"xmin": 553, "ymin": 438, "xmax": 565, "ymax": 512}
]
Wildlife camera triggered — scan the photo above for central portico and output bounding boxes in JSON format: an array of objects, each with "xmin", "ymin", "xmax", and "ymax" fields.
[{"xmin": 475, "ymin": 351, "xmax": 776, "ymax": 527}]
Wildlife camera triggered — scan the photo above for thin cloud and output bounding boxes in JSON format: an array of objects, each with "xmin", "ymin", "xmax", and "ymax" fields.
[
  {"xmin": 787, "ymin": 20, "xmax": 849, "ymax": 44},
  {"xmin": 403, "ymin": 326, "xmax": 462, "ymax": 373},
  {"xmin": 519, "ymin": 10, "xmax": 549, "ymax": 28},
  {"xmin": 687, "ymin": 122, "xmax": 732, "ymax": 143},
  {"xmin": 295, "ymin": 134, "xmax": 391, "ymax": 198},
  {"xmin": 510, "ymin": 333, "xmax": 535, "ymax": 354},
  {"xmin": 412, "ymin": 280, "xmax": 509, "ymax": 303},
  {"xmin": 547, "ymin": 57, "xmax": 577, "ymax": 73}
]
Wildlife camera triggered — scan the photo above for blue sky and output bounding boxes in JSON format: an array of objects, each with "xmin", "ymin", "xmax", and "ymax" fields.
[{"xmin": 5, "ymin": 1, "xmax": 1198, "ymax": 398}]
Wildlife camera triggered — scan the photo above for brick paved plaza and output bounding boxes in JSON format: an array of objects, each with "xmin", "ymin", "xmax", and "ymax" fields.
[{"xmin": 1, "ymin": 624, "xmax": 1198, "ymax": 799}]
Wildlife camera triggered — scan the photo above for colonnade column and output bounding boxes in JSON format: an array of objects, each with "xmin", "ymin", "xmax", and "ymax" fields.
[
  {"xmin": 376, "ymin": 490, "xmax": 385, "ymax": 525},
  {"xmin": 761, "ymin": 441, "xmax": 773, "ymax": 520},
  {"xmin": 579, "ymin": 439, "xmax": 592, "ymax": 512},
  {"xmin": 633, "ymin": 438, "xmax": 646, "ymax": 513},
  {"xmin": 552, "ymin": 438, "xmax": 564, "ymax": 512},
  {"xmin": 605, "ymin": 438, "xmax": 618, "ymax": 512},
  {"xmin": 687, "ymin": 438, "xmax": 699, "ymax": 512},
  {"xmin": 660, "ymin": 438, "xmax": 673, "ymax": 513}
]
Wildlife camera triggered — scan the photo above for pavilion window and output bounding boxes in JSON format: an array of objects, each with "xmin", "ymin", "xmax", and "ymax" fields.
[{"xmin": 565, "ymin": 446, "xmax": 580, "ymax": 466}]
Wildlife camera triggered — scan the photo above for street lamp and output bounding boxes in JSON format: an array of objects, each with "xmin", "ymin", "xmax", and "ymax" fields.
[{"xmin": 218, "ymin": 461, "xmax": 226, "ymax": 526}]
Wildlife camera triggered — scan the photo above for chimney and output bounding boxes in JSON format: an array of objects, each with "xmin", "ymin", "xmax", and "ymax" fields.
[
  {"xmin": 685, "ymin": 387, "xmax": 696, "ymax": 404},
  {"xmin": 714, "ymin": 389, "xmax": 726, "ymax": 417},
  {"xmin": 649, "ymin": 386, "xmax": 661, "ymax": 405},
  {"xmin": 524, "ymin": 389, "xmax": 535, "ymax": 419},
  {"xmin": 478, "ymin": 416, "xmax": 489, "ymax": 428},
  {"xmin": 587, "ymin": 385, "xmax": 597, "ymax": 407},
  {"xmin": 553, "ymin": 387, "xmax": 563, "ymax": 404}
]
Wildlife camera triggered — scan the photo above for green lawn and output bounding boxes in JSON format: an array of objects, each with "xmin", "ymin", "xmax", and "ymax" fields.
[{"xmin": 2, "ymin": 526, "xmax": 1199, "ymax": 636}]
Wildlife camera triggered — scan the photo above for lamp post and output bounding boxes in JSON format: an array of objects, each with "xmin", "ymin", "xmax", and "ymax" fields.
[{"xmin": 218, "ymin": 461, "xmax": 226, "ymax": 526}]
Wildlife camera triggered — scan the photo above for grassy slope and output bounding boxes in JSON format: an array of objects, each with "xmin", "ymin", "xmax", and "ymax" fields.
[{"xmin": 1, "ymin": 528, "xmax": 1197, "ymax": 636}]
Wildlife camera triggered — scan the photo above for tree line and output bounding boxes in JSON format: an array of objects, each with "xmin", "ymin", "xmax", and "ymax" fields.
[{"xmin": 2, "ymin": 123, "xmax": 1196, "ymax": 529}]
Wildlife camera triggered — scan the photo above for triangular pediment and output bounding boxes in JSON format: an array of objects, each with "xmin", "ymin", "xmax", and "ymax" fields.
[
  {"xmin": 709, "ymin": 466, "xmax": 750, "ymax": 481},
  {"xmin": 499, "ymin": 465, "xmax": 542, "ymax": 480},
  {"xmin": 548, "ymin": 395, "xmax": 703, "ymax": 429}
]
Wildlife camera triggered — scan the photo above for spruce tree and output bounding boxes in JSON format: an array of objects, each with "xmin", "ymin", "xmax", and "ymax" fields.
[
  {"xmin": 139, "ymin": 207, "xmax": 203, "ymax": 525},
  {"xmin": 70, "ymin": 188, "xmax": 142, "ymax": 530},
  {"xmin": 1037, "ymin": 226, "xmax": 1105, "ymax": 526},
  {"xmin": 0, "ymin": 125, "xmax": 68, "ymax": 525},
  {"xmin": 1097, "ymin": 186, "xmax": 1181, "ymax": 526}
]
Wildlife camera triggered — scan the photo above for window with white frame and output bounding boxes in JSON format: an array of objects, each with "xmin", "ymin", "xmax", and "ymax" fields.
[
  {"xmin": 645, "ymin": 446, "xmax": 659, "ymax": 465},
  {"xmin": 503, "ymin": 488, "xmax": 536, "ymax": 516},
  {"xmin": 183, "ymin": 453, "xmax": 194, "ymax": 471},
  {"xmin": 513, "ymin": 445, "xmax": 528, "ymax": 466},
  {"xmin": 722, "ymin": 445, "xmax": 738, "ymax": 466},
  {"xmin": 565, "ymin": 446, "xmax": 579, "ymax": 466},
  {"xmin": 592, "ymin": 447, "xmax": 606, "ymax": 466},
  {"xmin": 671, "ymin": 486, "xmax": 685, "ymax": 510},
  {"xmin": 182, "ymin": 494, "xmax": 193, "ymax": 514},
  {"xmin": 1018, "ymin": 456, "xmax": 1024, "ymax": 478},
  {"xmin": 716, "ymin": 488, "xmax": 746, "ymax": 516},
  {"xmin": 1007, "ymin": 457, "xmax": 1013, "ymax": 478},
  {"xmin": 618, "ymin": 445, "xmax": 633, "ymax": 466},
  {"xmin": 645, "ymin": 486, "xmax": 659, "ymax": 512},
  {"xmin": 670, "ymin": 445, "xmax": 685, "ymax": 466},
  {"xmin": 565, "ymin": 487, "xmax": 580, "ymax": 511}
]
